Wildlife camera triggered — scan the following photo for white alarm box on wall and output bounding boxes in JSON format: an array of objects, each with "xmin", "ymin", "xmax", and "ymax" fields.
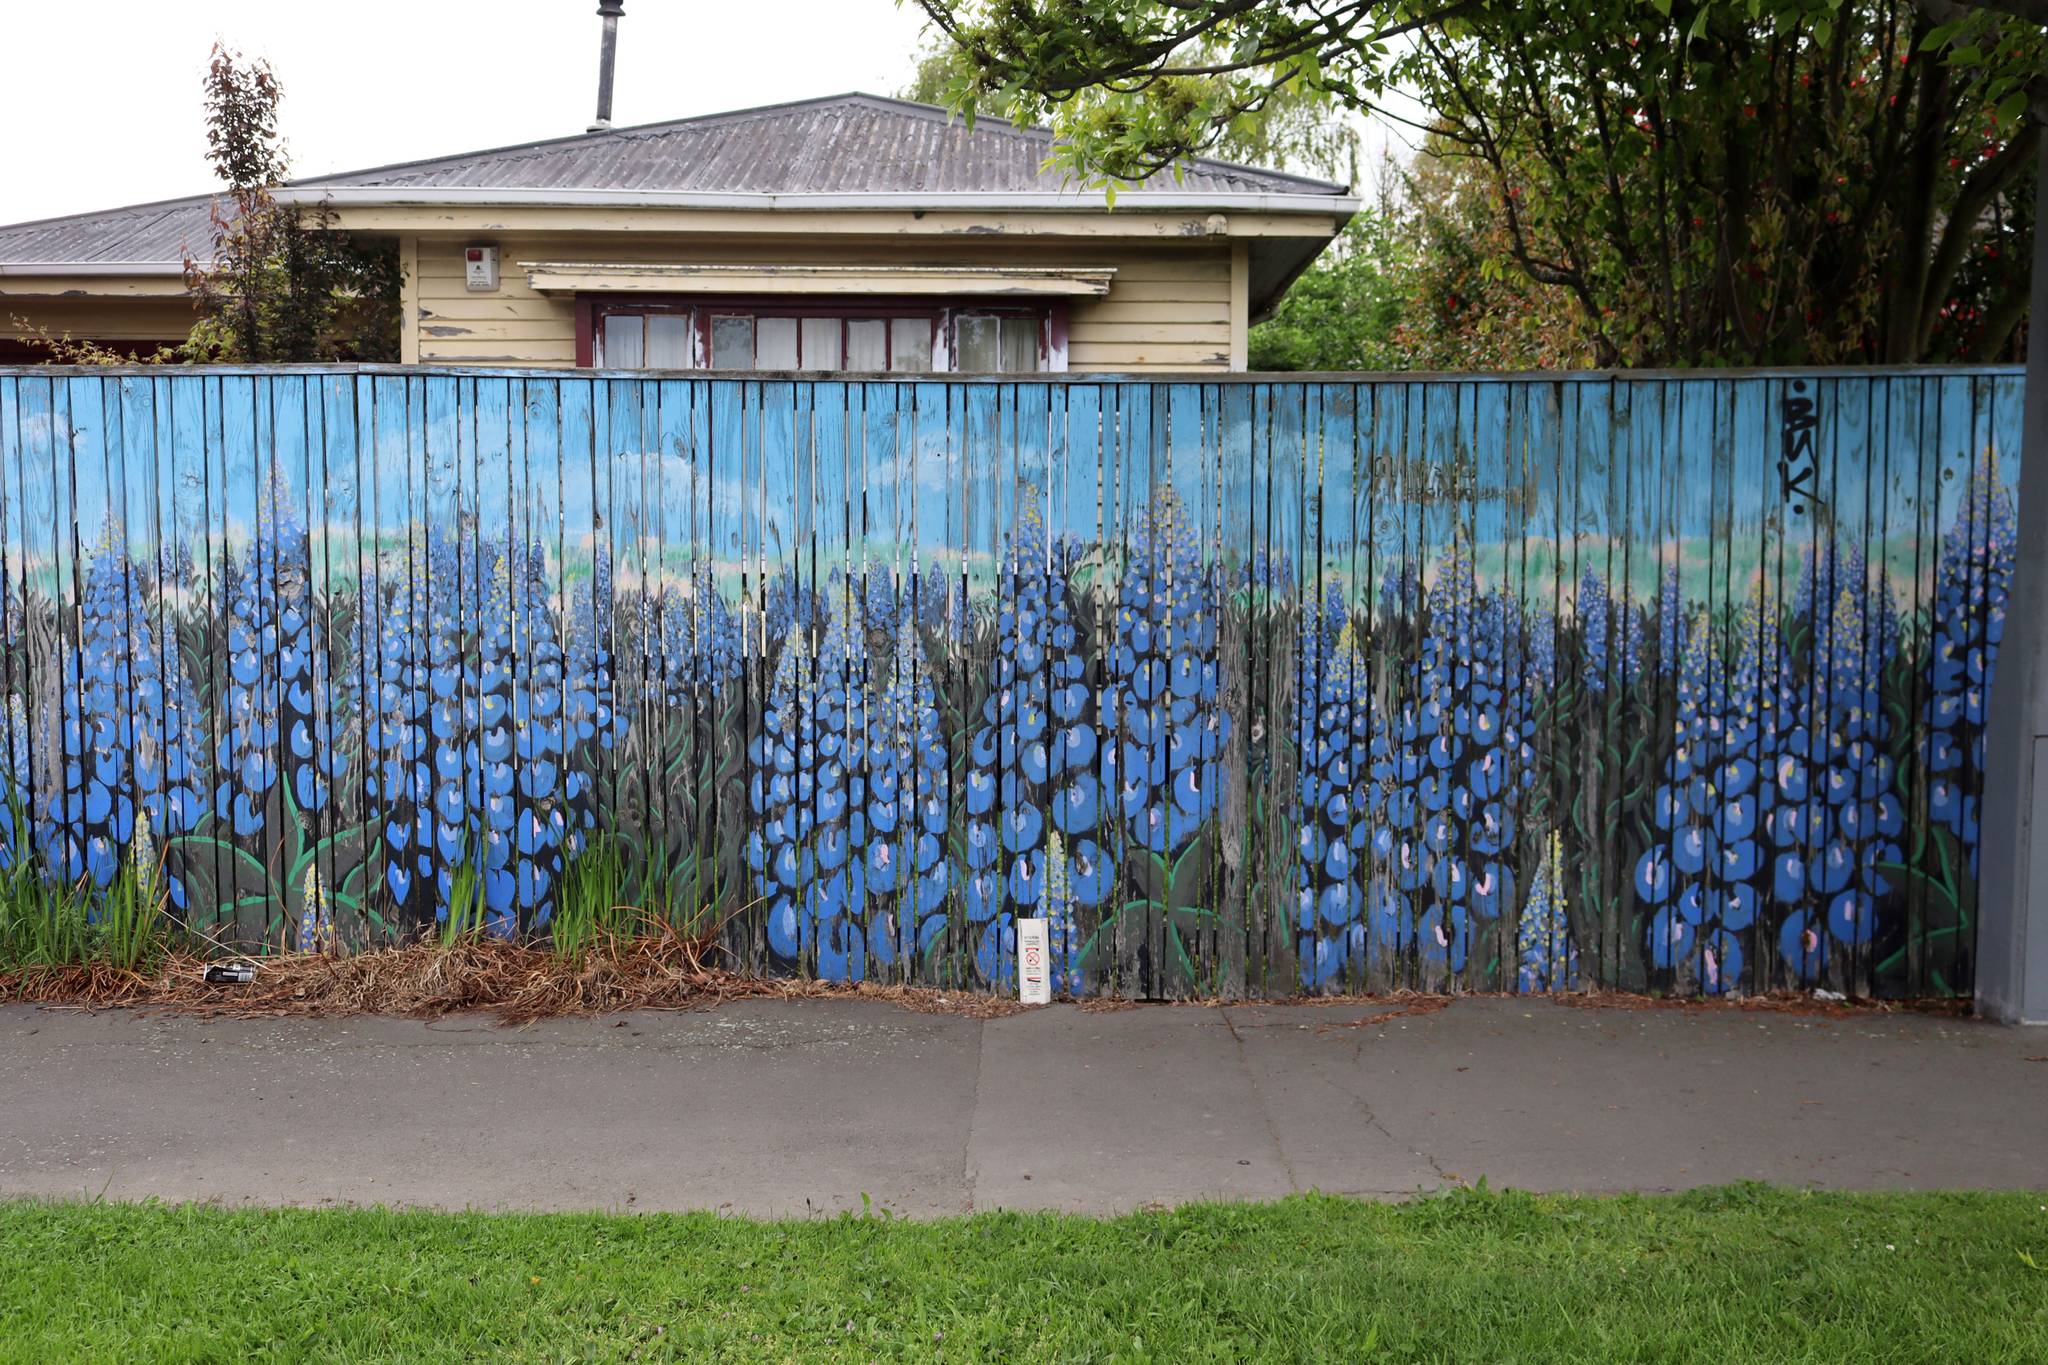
[{"xmin": 463, "ymin": 246, "xmax": 500, "ymax": 292}]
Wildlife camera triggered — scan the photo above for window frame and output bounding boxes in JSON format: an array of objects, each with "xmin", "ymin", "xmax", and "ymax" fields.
[{"xmin": 578, "ymin": 295, "xmax": 1067, "ymax": 373}]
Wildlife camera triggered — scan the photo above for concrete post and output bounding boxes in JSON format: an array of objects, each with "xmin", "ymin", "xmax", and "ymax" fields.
[{"xmin": 1976, "ymin": 124, "xmax": 2048, "ymax": 1024}]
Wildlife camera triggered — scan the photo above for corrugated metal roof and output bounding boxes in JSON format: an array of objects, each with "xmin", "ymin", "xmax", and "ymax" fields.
[
  {"xmin": 0, "ymin": 194, "xmax": 215, "ymax": 269},
  {"xmin": 297, "ymin": 94, "xmax": 1349, "ymax": 197},
  {"xmin": 1, "ymin": 94, "xmax": 1345, "ymax": 268}
]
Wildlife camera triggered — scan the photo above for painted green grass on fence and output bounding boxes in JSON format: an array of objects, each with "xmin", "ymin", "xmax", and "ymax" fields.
[{"xmin": 2, "ymin": 1186, "xmax": 2045, "ymax": 1363}]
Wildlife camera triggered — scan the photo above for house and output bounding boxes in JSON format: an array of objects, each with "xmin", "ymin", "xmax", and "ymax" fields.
[{"xmin": 0, "ymin": 94, "xmax": 1352, "ymax": 373}]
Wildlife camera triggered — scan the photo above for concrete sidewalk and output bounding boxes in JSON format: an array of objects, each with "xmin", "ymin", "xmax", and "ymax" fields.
[{"xmin": 2, "ymin": 998, "xmax": 2043, "ymax": 1216}]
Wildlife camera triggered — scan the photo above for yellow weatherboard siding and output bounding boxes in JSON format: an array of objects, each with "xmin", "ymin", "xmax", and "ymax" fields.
[
  {"xmin": 0, "ymin": 292, "xmax": 194, "ymax": 347},
  {"xmin": 411, "ymin": 235, "xmax": 1236, "ymax": 371}
]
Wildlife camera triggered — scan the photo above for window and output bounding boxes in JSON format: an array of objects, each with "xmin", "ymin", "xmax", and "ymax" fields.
[
  {"xmin": 846, "ymin": 318, "xmax": 887, "ymax": 370},
  {"xmin": 585, "ymin": 300, "xmax": 1054, "ymax": 372},
  {"xmin": 601, "ymin": 313, "xmax": 644, "ymax": 368},
  {"xmin": 709, "ymin": 314, "xmax": 754, "ymax": 369},
  {"xmin": 757, "ymin": 317, "xmax": 799, "ymax": 368},
  {"xmin": 889, "ymin": 318, "xmax": 932, "ymax": 373},
  {"xmin": 799, "ymin": 317, "xmax": 841, "ymax": 371},
  {"xmin": 597, "ymin": 308, "xmax": 693, "ymax": 369},
  {"xmin": 647, "ymin": 314, "xmax": 690, "ymax": 368},
  {"xmin": 954, "ymin": 312, "xmax": 1042, "ymax": 373}
]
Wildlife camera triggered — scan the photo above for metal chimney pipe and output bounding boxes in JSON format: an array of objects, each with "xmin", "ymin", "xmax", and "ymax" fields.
[{"xmin": 590, "ymin": 0, "xmax": 625, "ymax": 132}]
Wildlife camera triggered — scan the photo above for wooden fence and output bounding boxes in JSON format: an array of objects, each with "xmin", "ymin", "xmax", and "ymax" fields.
[{"xmin": 0, "ymin": 365, "xmax": 2024, "ymax": 999}]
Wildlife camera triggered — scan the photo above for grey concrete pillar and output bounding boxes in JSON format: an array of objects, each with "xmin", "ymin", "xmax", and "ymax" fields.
[{"xmin": 1976, "ymin": 124, "xmax": 2048, "ymax": 1024}]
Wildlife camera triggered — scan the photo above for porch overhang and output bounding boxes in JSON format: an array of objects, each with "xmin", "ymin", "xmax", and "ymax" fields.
[{"xmin": 519, "ymin": 261, "xmax": 1118, "ymax": 298}]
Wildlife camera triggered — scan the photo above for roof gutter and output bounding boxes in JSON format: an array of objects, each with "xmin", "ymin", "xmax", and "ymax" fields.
[
  {"xmin": 273, "ymin": 186, "xmax": 1358, "ymax": 218},
  {"xmin": 0, "ymin": 261, "xmax": 188, "ymax": 276}
]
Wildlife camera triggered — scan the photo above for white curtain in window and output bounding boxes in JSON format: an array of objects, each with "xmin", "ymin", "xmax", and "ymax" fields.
[
  {"xmin": 845, "ymin": 319, "xmax": 887, "ymax": 371},
  {"xmin": 601, "ymin": 314, "xmax": 644, "ymax": 369},
  {"xmin": 647, "ymin": 314, "xmax": 691, "ymax": 369},
  {"xmin": 889, "ymin": 317, "xmax": 931, "ymax": 373},
  {"xmin": 955, "ymin": 314, "xmax": 998, "ymax": 373},
  {"xmin": 998, "ymin": 316, "xmax": 1039, "ymax": 373},
  {"xmin": 799, "ymin": 317, "xmax": 842, "ymax": 371},
  {"xmin": 757, "ymin": 317, "xmax": 799, "ymax": 369}
]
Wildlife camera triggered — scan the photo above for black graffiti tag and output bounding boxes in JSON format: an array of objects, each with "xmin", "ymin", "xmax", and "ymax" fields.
[{"xmin": 1779, "ymin": 381, "xmax": 1821, "ymax": 516}]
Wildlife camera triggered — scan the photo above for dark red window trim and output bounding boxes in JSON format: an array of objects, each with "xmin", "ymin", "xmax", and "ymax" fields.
[
  {"xmin": 574, "ymin": 295, "xmax": 596, "ymax": 367},
  {"xmin": 578, "ymin": 295, "xmax": 1068, "ymax": 372}
]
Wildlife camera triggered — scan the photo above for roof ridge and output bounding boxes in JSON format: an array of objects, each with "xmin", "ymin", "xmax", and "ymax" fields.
[
  {"xmin": 294, "ymin": 91, "xmax": 1346, "ymax": 195},
  {"xmin": 821, "ymin": 93, "xmax": 1349, "ymax": 194},
  {"xmin": 5, "ymin": 91, "xmax": 1346, "ymax": 251},
  {"xmin": 290, "ymin": 92, "xmax": 898, "ymax": 189}
]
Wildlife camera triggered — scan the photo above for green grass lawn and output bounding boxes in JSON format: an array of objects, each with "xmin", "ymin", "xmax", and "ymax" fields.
[{"xmin": 2, "ymin": 1186, "xmax": 2044, "ymax": 1362}]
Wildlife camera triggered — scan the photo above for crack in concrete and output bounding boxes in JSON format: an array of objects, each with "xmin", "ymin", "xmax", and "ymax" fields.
[
  {"xmin": 1314, "ymin": 1028, "xmax": 1457, "ymax": 1188},
  {"xmin": 1221, "ymin": 1006, "xmax": 1300, "ymax": 1194},
  {"xmin": 961, "ymin": 1017, "xmax": 987, "ymax": 1214},
  {"xmin": 1360, "ymin": 1104, "xmax": 1455, "ymax": 1187}
]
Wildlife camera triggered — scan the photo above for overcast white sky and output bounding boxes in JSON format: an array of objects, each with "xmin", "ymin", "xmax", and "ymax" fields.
[
  {"xmin": 1, "ymin": 0, "xmax": 1411, "ymax": 228},
  {"xmin": 0, "ymin": 0, "xmax": 936, "ymax": 225}
]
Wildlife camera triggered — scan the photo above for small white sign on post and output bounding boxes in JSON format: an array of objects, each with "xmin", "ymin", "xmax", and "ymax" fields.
[{"xmin": 1017, "ymin": 917, "xmax": 1051, "ymax": 1005}]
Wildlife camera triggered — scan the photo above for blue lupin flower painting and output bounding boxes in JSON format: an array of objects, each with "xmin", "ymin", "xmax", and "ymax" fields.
[
  {"xmin": 760, "ymin": 570, "xmax": 822, "ymax": 667},
  {"xmin": 1294, "ymin": 583, "xmax": 1369, "ymax": 990},
  {"xmin": 1637, "ymin": 599, "xmax": 1759, "ymax": 995},
  {"xmin": 1759, "ymin": 541, "xmax": 1903, "ymax": 982},
  {"xmin": 1923, "ymin": 450, "xmax": 2015, "ymax": 876},
  {"xmin": 865, "ymin": 608, "xmax": 952, "ymax": 972},
  {"xmin": 215, "ymin": 462, "xmax": 344, "ymax": 840},
  {"xmin": 1108, "ymin": 487, "xmax": 1228, "ymax": 860},
  {"xmin": 472, "ymin": 537, "xmax": 572, "ymax": 932},
  {"xmin": 1373, "ymin": 548, "xmax": 1528, "ymax": 979},
  {"xmin": 422, "ymin": 530, "xmax": 492, "ymax": 923},
  {"xmin": 658, "ymin": 573, "xmax": 743, "ymax": 705},
  {"xmin": 567, "ymin": 546, "xmax": 619, "ymax": 748},
  {"xmin": 860, "ymin": 558, "xmax": 902, "ymax": 640},
  {"xmin": 355, "ymin": 564, "xmax": 438, "ymax": 923},
  {"xmin": 1576, "ymin": 565, "xmax": 1641, "ymax": 694},
  {"xmin": 357, "ymin": 530, "xmax": 576, "ymax": 934},
  {"xmin": 1653, "ymin": 566, "xmax": 1690, "ymax": 675},
  {"xmin": 1241, "ymin": 547, "xmax": 1296, "ymax": 600},
  {"xmin": 1096, "ymin": 485, "xmax": 1228, "ymax": 989},
  {"xmin": 564, "ymin": 546, "xmax": 625, "ymax": 845},
  {"xmin": 44, "ymin": 536, "xmax": 206, "ymax": 892},
  {"xmin": 966, "ymin": 492, "xmax": 1107, "ymax": 989},
  {"xmin": 748, "ymin": 585, "xmax": 871, "ymax": 980}
]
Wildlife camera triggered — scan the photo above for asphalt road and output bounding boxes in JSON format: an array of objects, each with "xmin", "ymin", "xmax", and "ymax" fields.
[{"xmin": 2, "ymin": 998, "xmax": 2043, "ymax": 1215}]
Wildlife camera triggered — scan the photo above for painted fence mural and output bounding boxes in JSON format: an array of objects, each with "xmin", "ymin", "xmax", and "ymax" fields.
[{"xmin": 0, "ymin": 366, "xmax": 2022, "ymax": 1000}]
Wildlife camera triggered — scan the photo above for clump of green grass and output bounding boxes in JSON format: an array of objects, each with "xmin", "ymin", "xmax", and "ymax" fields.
[
  {"xmin": 550, "ymin": 836, "xmax": 636, "ymax": 961},
  {"xmin": 0, "ymin": 806, "xmax": 173, "ymax": 972},
  {"xmin": 438, "ymin": 850, "xmax": 491, "ymax": 948},
  {"xmin": 0, "ymin": 1186, "xmax": 2044, "ymax": 1362}
]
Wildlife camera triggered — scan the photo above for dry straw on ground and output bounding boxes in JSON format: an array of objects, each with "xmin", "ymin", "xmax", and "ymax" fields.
[
  {"xmin": 1, "ymin": 938, "xmax": 1967, "ymax": 1026},
  {"xmin": 0, "ymin": 934, "xmax": 1032, "ymax": 1025}
]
